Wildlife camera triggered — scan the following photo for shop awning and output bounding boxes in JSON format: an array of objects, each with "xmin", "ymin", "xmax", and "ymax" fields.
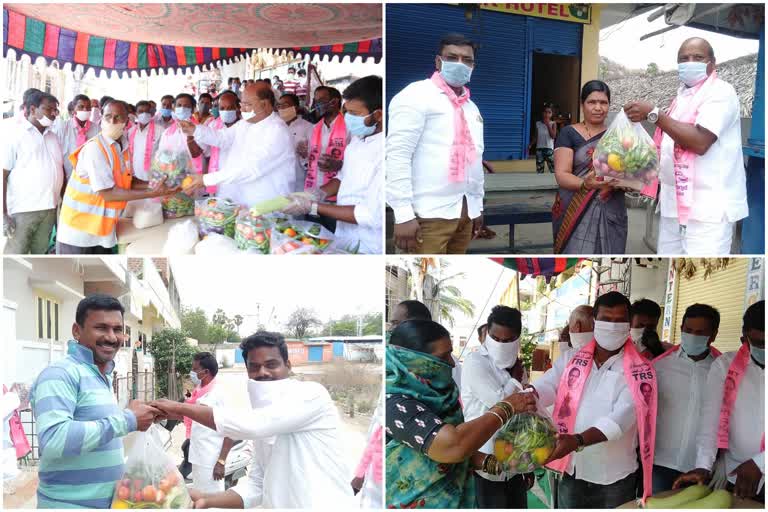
[
  {"xmin": 3, "ymin": 3, "xmax": 382, "ymax": 77},
  {"xmin": 490, "ymin": 258, "xmax": 583, "ymax": 280}
]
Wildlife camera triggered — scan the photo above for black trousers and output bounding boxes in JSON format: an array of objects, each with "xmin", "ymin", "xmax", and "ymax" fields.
[{"xmin": 474, "ymin": 473, "xmax": 528, "ymax": 509}]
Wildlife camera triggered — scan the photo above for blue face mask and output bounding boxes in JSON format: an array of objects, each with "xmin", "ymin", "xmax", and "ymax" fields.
[
  {"xmin": 439, "ymin": 58, "xmax": 473, "ymax": 87},
  {"xmin": 750, "ymin": 344, "xmax": 765, "ymax": 366},
  {"xmin": 680, "ymin": 332, "xmax": 710, "ymax": 357},
  {"xmin": 189, "ymin": 371, "xmax": 201, "ymax": 386},
  {"xmin": 219, "ymin": 110, "xmax": 238, "ymax": 124},
  {"xmin": 160, "ymin": 108, "xmax": 173, "ymax": 118},
  {"xmin": 345, "ymin": 112, "xmax": 377, "ymax": 138},
  {"xmin": 175, "ymin": 107, "xmax": 192, "ymax": 121},
  {"xmin": 678, "ymin": 61, "xmax": 709, "ymax": 87}
]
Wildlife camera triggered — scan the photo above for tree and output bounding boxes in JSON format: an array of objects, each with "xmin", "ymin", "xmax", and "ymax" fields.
[
  {"xmin": 147, "ymin": 328, "xmax": 198, "ymax": 398},
  {"xmin": 286, "ymin": 307, "xmax": 321, "ymax": 338},
  {"xmin": 181, "ymin": 307, "xmax": 210, "ymax": 343},
  {"xmin": 363, "ymin": 312, "xmax": 383, "ymax": 335},
  {"xmin": 233, "ymin": 314, "xmax": 244, "ymax": 335},
  {"xmin": 207, "ymin": 324, "xmax": 230, "ymax": 344},
  {"xmin": 646, "ymin": 62, "xmax": 659, "ymax": 76}
]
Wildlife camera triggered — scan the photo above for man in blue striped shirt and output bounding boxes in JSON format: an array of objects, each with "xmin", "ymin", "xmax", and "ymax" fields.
[{"xmin": 30, "ymin": 294, "xmax": 160, "ymax": 508}]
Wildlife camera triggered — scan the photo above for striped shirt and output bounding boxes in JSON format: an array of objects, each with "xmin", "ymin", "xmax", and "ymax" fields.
[{"xmin": 31, "ymin": 340, "xmax": 137, "ymax": 509}]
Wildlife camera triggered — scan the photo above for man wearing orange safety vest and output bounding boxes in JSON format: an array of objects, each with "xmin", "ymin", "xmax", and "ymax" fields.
[{"xmin": 55, "ymin": 100, "xmax": 179, "ymax": 254}]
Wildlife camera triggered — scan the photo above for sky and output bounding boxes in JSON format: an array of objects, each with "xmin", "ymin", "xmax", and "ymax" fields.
[
  {"xmin": 600, "ymin": 9, "xmax": 759, "ymax": 71},
  {"xmin": 170, "ymin": 256, "xmax": 383, "ymax": 335}
]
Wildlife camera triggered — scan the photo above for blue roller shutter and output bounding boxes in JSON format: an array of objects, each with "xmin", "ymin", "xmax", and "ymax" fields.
[
  {"xmin": 308, "ymin": 346, "xmax": 324, "ymax": 362},
  {"xmin": 386, "ymin": 4, "xmax": 530, "ymax": 160},
  {"xmin": 333, "ymin": 341, "xmax": 344, "ymax": 357},
  {"xmin": 234, "ymin": 349, "xmax": 244, "ymax": 364},
  {"xmin": 529, "ymin": 17, "xmax": 583, "ymax": 56}
]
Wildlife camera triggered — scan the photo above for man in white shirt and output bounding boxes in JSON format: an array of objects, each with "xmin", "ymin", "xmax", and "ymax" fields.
[
  {"xmin": 387, "ymin": 33, "xmax": 485, "ymax": 254},
  {"xmin": 652, "ymin": 303, "xmax": 721, "ymax": 493},
  {"xmin": 282, "ymin": 76, "xmax": 383, "ymax": 254},
  {"xmin": 180, "ymin": 82, "xmax": 296, "ymax": 206},
  {"xmin": 532, "ymin": 292, "xmax": 639, "ymax": 508},
  {"xmin": 461, "ymin": 305, "xmax": 530, "ymax": 508},
  {"xmin": 3, "ymin": 91, "xmax": 65, "ymax": 254},
  {"xmin": 277, "ymin": 93, "xmax": 314, "ymax": 192},
  {"xmin": 127, "ymin": 101, "xmax": 162, "ymax": 181},
  {"xmin": 532, "ymin": 105, "xmax": 556, "ymax": 174},
  {"xmin": 199, "ymin": 90, "xmax": 240, "ymax": 198},
  {"xmin": 151, "ymin": 331, "xmax": 354, "ymax": 509},
  {"xmin": 675, "ymin": 300, "xmax": 765, "ymax": 502},
  {"xmin": 624, "ymin": 38, "xmax": 747, "ymax": 255},
  {"xmin": 187, "ymin": 352, "xmax": 234, "ymax": 494},
  {"xmin": 55, "ymin": 94, "xmax": 99, "ymax": 180}
]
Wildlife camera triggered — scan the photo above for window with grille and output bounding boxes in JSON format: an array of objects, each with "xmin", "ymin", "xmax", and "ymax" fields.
[{"xmin": 35, "ymin": 295, "xmax": 61, "ymax": 342}]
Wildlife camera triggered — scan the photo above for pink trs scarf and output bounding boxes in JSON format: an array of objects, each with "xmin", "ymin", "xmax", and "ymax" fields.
[
  {"xmin": 716, "ymin": 342, "xmax": 765, "ymax": 451},
  {"xmin": 305, "ymin": 114, "xmax": 347, "ymax": 191},
  {"xmin": 73, "ymin": 118, "xmax": 92, "ymax": 147},
  {"xmin": 166, "ymin": 118, "xmax": 215, "ymax": 194},
  {"xmin": 652, "ymin": 71, "xmax": 718, "ymax": 229},
  {"xmin": 355, "ymin": 425, "xmax": 383, "ymax": 483},
  {"xmin": 183, "ymin": 379, "xmax": 216, "ymax": 439},
  {"xmin": 430, "ymin": 71, "xmax": 477, "ymax": 183},
  {"xmin": 128, "ymin": 120, "xmax": 156, "ymax": 177},
  {"xmin": 547, "ymin": 339, "xmax": 658, "ymax": 504}
]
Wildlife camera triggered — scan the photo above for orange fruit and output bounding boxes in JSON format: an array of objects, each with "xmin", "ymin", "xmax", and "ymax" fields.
[
  {"xmin": 285, "ymin": 228, "xmax": 297, "ymax": 237},
  {"xmin": 181, "ymin": 176, "xmax": 194, "ymax": 188}
]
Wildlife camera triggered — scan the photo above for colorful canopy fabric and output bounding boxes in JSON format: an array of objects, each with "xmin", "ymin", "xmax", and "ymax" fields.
[
  {"xmin": 490, "ymin": 258, "xmax": 582, "ymax": 280},
  {"xmin": 3, "ymin": 4, "xmax": 382, "ymax": 76}
]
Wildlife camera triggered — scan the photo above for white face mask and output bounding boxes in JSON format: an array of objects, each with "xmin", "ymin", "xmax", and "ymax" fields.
[
  {"xmin": 558, "ymin": 341, "xmax": 570, "ymax": 354},
  {"xmin": 594, "ymin": 321, "xmax": 630, "ymax": 351},
  {"xmin": 678, "ymin": 61, "xmax": 709, "ymax": 87},
  {"xmin": 247, "ymin": 378, "xmax": 290, "ymax": 408},
  {"xmin": 241, "ymin": 110, "xmax": 256, "ymax": 121},
  {"xmin": 75, "ymin": 110, "xmax": 91, "ymax": 122},
  {"xmin": 101, "ymin": 120, "xmax": 126, "ymax": 140},
  {"xmin": 484, "ymin": 336, "xmax": 520, "ymax": 369},
  {"xmin": 137, "ymin": 112, "xmax": 153, "ymax": 125},
  {"xmin": 630, "ymin": 327, "xmax": 645, "ymax": 348},
  {"xmin": 37, "ymin": 113, "xmax": 53, "ymax": 127},
  {"xmin": 569, "ymin": 331, "xmax": 594, "ymax": 350}
]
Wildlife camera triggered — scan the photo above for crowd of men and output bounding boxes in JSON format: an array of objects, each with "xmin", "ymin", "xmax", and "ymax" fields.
[
  {"xmin": 386, "ymin": 295, "xmax": 764, "ymax": 508},
  {"xmin": 3, "ymin": 68, "xmax": 382, "ymax": 254}
]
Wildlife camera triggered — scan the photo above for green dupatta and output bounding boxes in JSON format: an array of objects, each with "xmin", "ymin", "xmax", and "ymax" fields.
[{"xmin": 385, "ymin": 345, "xmax": 476, "ymax": 509}]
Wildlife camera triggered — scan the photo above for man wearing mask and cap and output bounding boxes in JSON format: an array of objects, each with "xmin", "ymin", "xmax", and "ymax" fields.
[
  {"xmin": 387, "ymin": 33, "xmax": 485, "ymax": 254},
  {"xmin": 127, "ymin": 101, "xmax": 162, "ymax": 182},
  {"xmin": 624, "ymin": 37, "xmax": 747, "ymax": 255},
  {"xmin": 651, "ymin": 304, "xmax": 721, "ymax": 493},
  {"xmin": 179, "ymin": 82, "xmax": 295, "ymax": 206},
  {"xmin": 675, "ymin": 300, "xmax": 765, "ymax": 502},
  {"xmin": 150, "ymin": 331, "xmax": 354, "ymax": 509},
  {"xmin": 283, "ymin": 76, "xmax": 384, "ymax": 254},
  {"xmin": 277, "ymin": 93, "xmax": 314, "ymax": 192},
  {"xmin": 630, "ymin": 299, "xmax": 669, "ymax": 359},
  {"xmin": 3, "ymin": 91, "xmax": 64, "ymax": 254},
  {"xmin": 461, "ymin": 305, "xmax": 534, "ymax": 508},
  {"xmin": 55, "ymin": 94, "xmax": 98, "ymax": 180},
  {"xmin": 56, "ymin": 100, "xmax": 180, "ymax": 254},
  {"xmin": 185, "ymin": 352, "xmax": 234, "ymax": 494},
  {"xmin": 532, "ymin": 292, "xmax": 658, "ymax": 508}
]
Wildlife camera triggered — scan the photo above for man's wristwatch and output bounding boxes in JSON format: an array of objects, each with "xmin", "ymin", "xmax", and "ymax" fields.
[
  {"xmin": 647, "ymin": 107, "xmax": 660, "ymax": 124},
  {"xmin": 574, "ymin": 433, "xmax": 586, "ymax": 452},
  {"xmin": 310, "ymin": 202, "xmax": 319, "ymax": 217},
  {"xmin": 217, "ymin": 458, "xmax": 226, "ymax": 466}
]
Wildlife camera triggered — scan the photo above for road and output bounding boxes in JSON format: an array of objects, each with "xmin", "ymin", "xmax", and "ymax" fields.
[{"xmin": 4, "ymin": 367, "xmax": 373, "ymax": 509}]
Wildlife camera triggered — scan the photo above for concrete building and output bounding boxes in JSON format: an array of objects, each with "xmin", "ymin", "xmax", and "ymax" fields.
[
  {"xmin": 307, "ymin": 335, "xmax": 383, "ymax": 362},
  {"xmin": 2, "ymin": 257, "xmax": 181, "ymax": 392}
]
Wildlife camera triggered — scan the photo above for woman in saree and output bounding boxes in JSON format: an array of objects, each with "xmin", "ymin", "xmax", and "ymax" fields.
[
  {"xmin": 552, "ymin": 80, "xmax": 628, "ymax": 254},
  {"xmin": 385, "ymin": 319, "xmax": 537, "ymax": 509}
]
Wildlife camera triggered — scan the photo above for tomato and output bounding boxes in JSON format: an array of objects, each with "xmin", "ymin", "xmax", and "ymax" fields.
[
  {"xmin": 165, "ymin": 472, "xmax": 179, "ymax": 486},
  {"xmin": 155, "ymin": 490, "xmax": 166, "ymax": 504},
  {"xmin": 284, "ymin": 228, "xmax": 297, "ymax": 237},
  {"xmin": 142, "ymin": 485, "xmax": 157, "ymax": 503},
  {"xmin": 158, "ymin": 478, "xmax": 172, "ymax": 493},
  {"xmin": 121, "ymin": 479, "xmax": 131, "ymax": 489},
  {"xmin": 254, "ymin": 233, "xmax": 265, "ymax": 243},
  {"xmin": 133, "ymin": 491, "xmax": 143, "ymax": 503},
  {"xmin": 117, "ymin": 486, "xmax": 130, "ymax": 501}
]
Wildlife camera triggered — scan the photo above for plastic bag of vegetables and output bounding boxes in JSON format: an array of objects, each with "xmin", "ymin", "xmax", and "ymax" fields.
[
  {"xmin": 593, "ymin": 110, "xmax": 659, "ymax": 193},
  {"xmin": 270, "ymin": 220, "xmax": 335, "ymax": 255},
  {"xmin": 149, "ymin": 150, "xmax": 192, "ymax": 190},
  {"xmin": 195, "ymin": 198, "xmax": 241, "ymax": 238},
  {"xmin": 234, "ymin": 210, "xmax": 273, "ymax": 254},
  {"xmin": 493, "ymin": 408, "xmax": 556, "ymax": 475},
  {"xmin": 111, "ymin": 425, "xmax": 192, "ymax": 509}
]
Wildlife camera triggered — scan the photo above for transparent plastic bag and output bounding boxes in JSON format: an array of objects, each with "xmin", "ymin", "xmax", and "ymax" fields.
[
  {"xmin": 110, "ymin": 425, "xmax": 192, "ymax": 509},
  {"xmin": 593, "ymin": 110, "xmax": 659, "ymax": 191},
  {"xmin": 195, "ymin": 197, "xmax": 241, "ymax": 238},
  {"xmin": 493, "ymin": 406, "xmax": 557, "ymax": 475},
  {"xmin": 162, "ymin": 219, "xmax": 199, "ymax": 255},
  {"xmin": 195, "ymin": 233, "xmax": 239, "ymax": 255},
  {"xmin": 234, "ymin": 210, "xmax": 273, "ymax": 254},
  {"xmin": 149, "ymin": 149, "xmax": 198, "ymax": 219},
  {"xmin": 270, "ymin": 220, "xmax": 335, "ymax": 254},
  {"xmin": 132, "ymin": 200, "xmax": 164, "ymax": 230}
]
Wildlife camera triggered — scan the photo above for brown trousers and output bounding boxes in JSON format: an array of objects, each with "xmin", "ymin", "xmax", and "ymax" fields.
[{"xmin": 407, "ymin": 198, "xmax": 473, "ymax": 254}]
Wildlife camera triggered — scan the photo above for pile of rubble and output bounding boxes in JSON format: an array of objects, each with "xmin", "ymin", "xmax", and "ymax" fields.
[{"xmin": 606, "ymin": 54, "xmax": 757, "ymax": 117}]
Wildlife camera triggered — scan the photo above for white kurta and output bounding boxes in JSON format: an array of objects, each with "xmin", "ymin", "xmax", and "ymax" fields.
[
  {"xmin": 189, "ymin": 383, "xmax": 226, "ymax": 494},
  {"xmin": 213, "ymin": 379, "xmax": 354, "ymax": 508},
  {"xmin": 195, "ymin": 112, "xmax": 296, "ymax": 207}
]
